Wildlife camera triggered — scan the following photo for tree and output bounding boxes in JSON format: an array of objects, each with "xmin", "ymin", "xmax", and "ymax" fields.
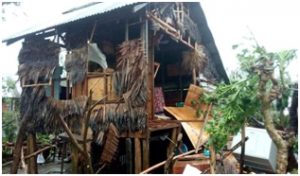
[
  {"xmin": 200, "ymin": 37, "xmax": 296, "ymax": 173},
  {"xmin": 2, "ymin": 76, "xmax": 20, "ymax": 98}
]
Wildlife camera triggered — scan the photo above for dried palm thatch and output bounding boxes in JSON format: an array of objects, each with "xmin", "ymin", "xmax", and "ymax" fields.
[
  {"xmin": 18, "ymin": 39, "xmax": 60, "ymax": 84},
  {"xmin": 90, "ymin": 103, "xmax": 147, "ymax": 144},
  {"xmin": 181, "ymin": 44, "xmax": 208, "ymax": 74},
  {"xmin": 114, "ymin": 39, "xmax": 147, "ymax": 109},
  {"xmin": 65, "ymin": 47, "xmax": 88, "ymax": 85},
  {"xmin": 46, "ymin": 96, "xmax": 89, "ymax": 133},
  {"xmin": 20, "ymin": 85, "xmax": 89, "ymax": 134}
]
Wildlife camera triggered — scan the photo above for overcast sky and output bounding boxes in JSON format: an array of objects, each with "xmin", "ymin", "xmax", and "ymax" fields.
[{"xmin": 1, "ymin": 0, "xmax": 299, "ymax": 85}]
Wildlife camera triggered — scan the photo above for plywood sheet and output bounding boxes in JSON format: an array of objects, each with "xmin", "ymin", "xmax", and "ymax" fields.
[
  {"xmin": 164, "ymin": 106, "xmax": 210, "ymax": 149},
  {"xmin": 87, "ymin": 75, "xmax": 118, "ymax": 101}
]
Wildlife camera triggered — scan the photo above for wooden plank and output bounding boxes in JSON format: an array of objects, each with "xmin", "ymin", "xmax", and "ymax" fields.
[
  {"xmin": 134, "ymin": 138, "xmax": 142, "ymax": 173},
  {"xmin": 164, "ymin": 106, "xmax": 210, "ymax": 149}
]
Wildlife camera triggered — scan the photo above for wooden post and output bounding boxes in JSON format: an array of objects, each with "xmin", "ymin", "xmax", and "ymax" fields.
[
  {"xmin": 71, "ymin": 144, "xmax": 78, "ymax": 174},
  {"xmin": 27, "ymin": 133, "xmax": 37, "ymax": 174},
  {"xmin": 125, "ymin": 138, "xmax": 133, "ymax": 174},
  {"xmin": 164, "ymin": 127, "xmax": 178, "ymax": 174},
  {"xmin": 10, "ymin": 119, "xmax": 27, "ymax": 174},
  {"xmin": 134, "ymin": 138, "xmax": 142, "ymax": 174},
  {"xmin": 144, "ymin": 17, "xmax": 154, "ymax": 121},
  {"xmin": 60, "ymin": 142, "xmax": 67, "ymax": 174},
  {"xmin": 142, "ymin": 132, "xmax": 150, "ymax": 170}
]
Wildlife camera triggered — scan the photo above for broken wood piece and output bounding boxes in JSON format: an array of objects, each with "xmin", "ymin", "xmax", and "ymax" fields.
[
  {"xmin": 100, "ymin": 124, "xmax": 119, "ymax": 163},
  {"xmin": 164, "ymin": 106, "xmax": 210, "ymax": 149},
  {"xmin": 222, "ymin": 137, "xmax": 249, "ymax": 160},
  {"xmin": 140, "ymin": 148, "xmax": 202, "ymax": 174},
  {"xmin": 195, "ymin": 103, "xmax": 212, "ymax": 153},
  {"xmin": 2, "ymin": 144, "xmax": 56, "ymax": 168},
  {"xmin": 58, "ymin": 115, "xmax": 84, "ymax": 154}
]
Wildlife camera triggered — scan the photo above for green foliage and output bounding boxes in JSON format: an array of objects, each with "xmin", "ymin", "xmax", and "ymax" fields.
[
  {"xmin": 203, "ymin": 76, "xmax": 261, "ymax": 151},
  {"xmin": 293, "ymin": 137, "xmax": 298, "ymax": 154},
  {"xmin": 199, "ymin": 37, "xmax": 296, "ymax": 152},
  {"xmin": 2, "ymin": 76, "xmax": 19, "ymax": 97},
  {"xmin": 37, "ymin": 133, "xmax": 54, "ymax": 145},
  {"xmin": 2, "ymin": 76, "xmax": 20, "ymax": 144},
  {"xmin": 2, "ymin": 110, "xmax": 18, "ymax": 143}
]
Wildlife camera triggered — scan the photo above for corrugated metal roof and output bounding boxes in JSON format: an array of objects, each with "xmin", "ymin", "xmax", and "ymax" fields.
[{"xmin": 3, "ymin": 2, "xmax": 139, "ymax": 43}]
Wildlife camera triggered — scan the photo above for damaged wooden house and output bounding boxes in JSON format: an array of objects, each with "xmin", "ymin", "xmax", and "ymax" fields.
[{"xmin": 2, "ymin": 2, "xmax": 229, "ymax": 174}]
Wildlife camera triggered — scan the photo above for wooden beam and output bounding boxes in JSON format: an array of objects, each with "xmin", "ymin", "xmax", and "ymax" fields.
[{"xmin": 146, "ymin": 11, "xmax": 196, "ymax": 50}]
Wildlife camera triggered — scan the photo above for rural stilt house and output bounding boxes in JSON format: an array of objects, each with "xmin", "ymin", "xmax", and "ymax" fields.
[{"xmin": 3, "ymin": 2, "xmax": 229, "ymax": 174}]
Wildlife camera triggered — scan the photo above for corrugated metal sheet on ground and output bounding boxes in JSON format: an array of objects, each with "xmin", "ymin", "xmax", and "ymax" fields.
[{"xmin": 3, "ymin": 2, "xmax": 138, "ymax": 42}]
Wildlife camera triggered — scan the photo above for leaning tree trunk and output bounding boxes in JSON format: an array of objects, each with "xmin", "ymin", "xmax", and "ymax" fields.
[
  {"xmin": 261, "ymin": 97, "xmax": 288, "ymax": 173},
  {"xmin": 258, "ymin": 59, "xmax": 288, "ymax": 174}
]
